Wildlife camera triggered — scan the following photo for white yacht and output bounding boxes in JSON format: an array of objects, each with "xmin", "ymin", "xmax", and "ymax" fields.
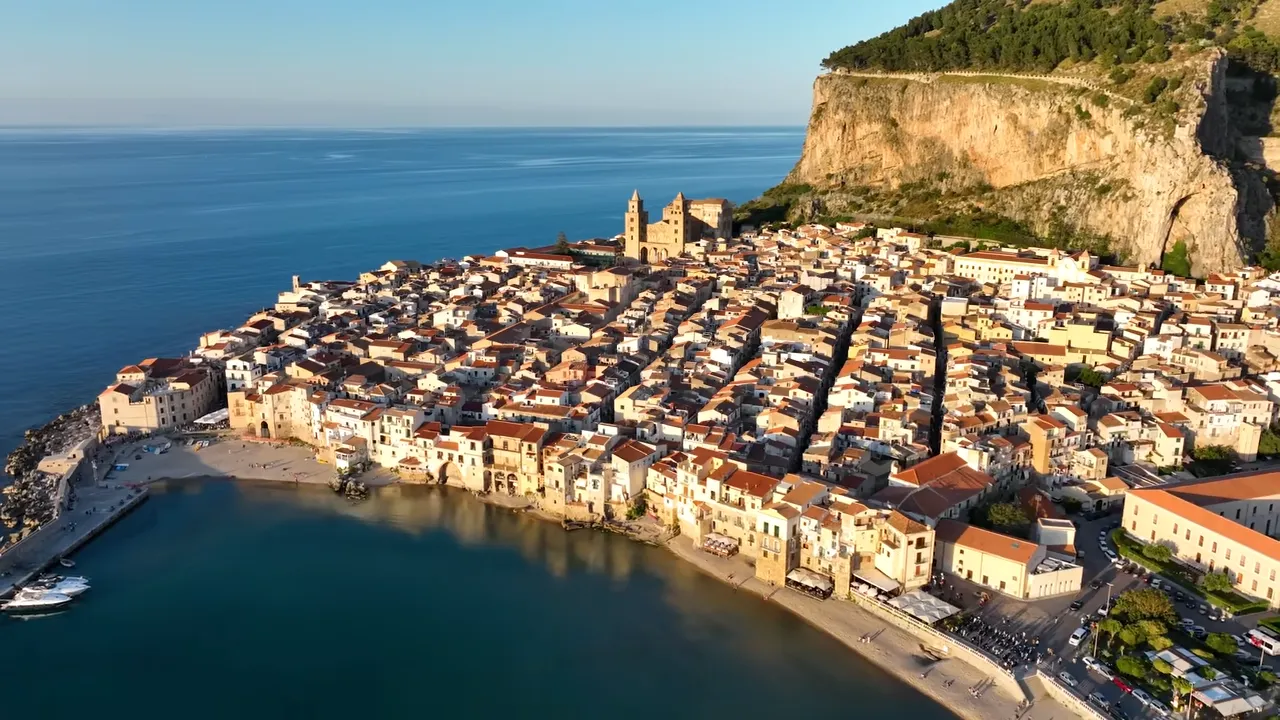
[
  {"xmin": 33, "ymin": 579, "xmax": 90, "ymax": 597},
  {"xmin": 2, "ymin": 587, "xmax": 74, "ymax": 613}
]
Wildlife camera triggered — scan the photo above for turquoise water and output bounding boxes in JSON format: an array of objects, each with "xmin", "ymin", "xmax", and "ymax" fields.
[{"xmin": 2, "ymin": 481, "xmax": 955, "ymax": 719}]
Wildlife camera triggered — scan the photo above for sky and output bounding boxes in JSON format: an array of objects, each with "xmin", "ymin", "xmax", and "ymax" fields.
[{"xmin": 1, "ymin": 0, "xmax": 945, "ymax": 127}]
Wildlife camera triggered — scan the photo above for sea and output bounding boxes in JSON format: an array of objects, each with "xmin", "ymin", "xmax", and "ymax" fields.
[{"xmin": 0, "ymin": 128, "xmax": 952, "ymax": 718}]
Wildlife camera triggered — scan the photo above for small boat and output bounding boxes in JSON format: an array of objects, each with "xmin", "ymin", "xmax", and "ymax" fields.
[
  {"xmin": 59, "ymin": 558, "xmax": 75, "ymax": 568},
  {"xmin": 2, "ymin": 588, "xmax": 74, "ymax": 613}
]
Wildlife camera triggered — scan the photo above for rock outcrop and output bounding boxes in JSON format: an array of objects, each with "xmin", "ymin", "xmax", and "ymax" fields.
[{"xmin": 784, "ymin": 51, "xmax": 1268, "ymax": 276}]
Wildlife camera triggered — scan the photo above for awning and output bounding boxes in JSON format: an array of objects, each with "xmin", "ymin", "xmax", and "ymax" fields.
[
  {"xmin": 787, "ymin": 568, "xmax": 834, "ymax": 592},
  {"xmin": 889, "ymin": 590, "xmax": 961, "ymax": 624},
  {"xmin": 854, "ymin": 567, "xmax": 901, "ymax": 594},
  {"xmin": 195, "ymin": 408, "xmax": 229, "ymax": 425}
]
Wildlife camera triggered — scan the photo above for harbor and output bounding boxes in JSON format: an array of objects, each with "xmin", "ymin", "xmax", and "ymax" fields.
[{"xmin": 0, "ymin": 480, "xmax": 146, "ymax": 599}]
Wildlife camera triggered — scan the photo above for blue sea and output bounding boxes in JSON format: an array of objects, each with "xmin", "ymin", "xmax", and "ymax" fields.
[
  {"xmin": 0, "ymin": 127, "xmax": 959, "ymax": 719},
  {"xmin": 0, "ymin": 127, "xmax": 801, "ymax": 452}
]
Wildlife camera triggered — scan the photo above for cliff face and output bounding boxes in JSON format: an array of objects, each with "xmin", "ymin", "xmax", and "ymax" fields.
[{"xmin": 786, "ymin": 52, "xmax": 1265, "ymax": 275}]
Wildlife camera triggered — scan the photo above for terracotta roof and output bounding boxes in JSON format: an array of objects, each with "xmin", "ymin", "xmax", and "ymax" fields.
[
  {"xmin": 935, "ymin": 519, "xmax": 1039, "ymax": 565},
  {"xmin": 1130, "ymin": 478, "xmax": 1280, "ymax": 561}
]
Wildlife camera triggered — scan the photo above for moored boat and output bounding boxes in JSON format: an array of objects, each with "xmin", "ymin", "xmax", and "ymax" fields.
[{"xmin": 2, "ymin": 587, "xmax": 74, "ymax": 613}]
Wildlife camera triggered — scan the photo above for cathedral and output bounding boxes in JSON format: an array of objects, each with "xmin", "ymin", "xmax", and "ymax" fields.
[{"xmin": 623, "ymin": 191, "xmax": 733, "ymax": 263}]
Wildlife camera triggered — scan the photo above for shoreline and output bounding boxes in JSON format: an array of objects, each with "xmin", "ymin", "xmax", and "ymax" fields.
[{"xmin": 66, "ymin": 437, "xmax": 1073, "ymax": 719}]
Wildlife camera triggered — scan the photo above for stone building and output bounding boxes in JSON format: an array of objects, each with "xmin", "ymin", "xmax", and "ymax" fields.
[{"xmin": 623, "ymin": 191, "xmax": 732, "ymax": 263}]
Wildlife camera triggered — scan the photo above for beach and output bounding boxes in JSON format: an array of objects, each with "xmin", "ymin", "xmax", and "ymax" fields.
[{"xmin": 113, "ymin": 434, "xmax": 1076, "ymax": 720}]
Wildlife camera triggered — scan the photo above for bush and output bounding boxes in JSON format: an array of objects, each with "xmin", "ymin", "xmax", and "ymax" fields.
[
  {"xmin": 1200, "ymin": 571, "xmax": 1234, "ymax": 595},
  {"xmin": 1111, "ymin": 67, "xmax": 1134, "ymax": 85},
  {"xmin": 1116, "ymin": 655, "xmax": 1151, "ymax": 679},
  {"xmin": 1144, "ymin": 76, "xmax": 1169, "ymax": 104},
  {"xmin": 626, "ymin": 495, "xmax": 648, "ymax": 521},
  {"xmin": 1162, "ymin": 239, "xmax": 1192, "ymax": 277},
  {"xmin": 1092, "ymin": 92, "xmax": 1110, "ymax": 108},
  {"xmin": 1206, "ymin": 632, "xmax": 1238, "ymax": 655},
  {"xmin": 1193, "ymin": 445, "xmax": 1234, "ymax": 462},
  {"xmin": 1143, "ymin": 543, "xmax": 1173, "ymax": 563}
]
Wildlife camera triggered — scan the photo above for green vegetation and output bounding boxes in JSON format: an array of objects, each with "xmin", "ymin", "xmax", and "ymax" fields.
[
  {"xmin": 1111, "ymin": 529, "xmax": 1270, "ymax": 614},
  {"xmin": 1144, "ymin": 76, "xmax": 1170, "ymax": 103},
  {"xmin": 822, "ymin": 0, "xmax": 1171, "ymax": 73},
  {"xmin": 804, "ymin": 304, "xmax": 831, "ymax": 316},
  {"xmin": 1261, "ymin": 615, "xmax": 1280, "ymax": 633},
  {"xmin": 1189, "ymin": 444, "xmax": 1235, "ymax": 476},
  {"xmin": 821, "ymin": 0, "xmax": 1280, "ymax": 77},
  {"xmin": 1113, "ymin": 587, "xmax": 1178, "ymax": 625},
  {"xmin": 1066, "ymin": 365, "xmax": 1107, "ymax": 388},
  {"xmin": 969, "ymin": 502, "xmax": 1031, "ymax": 537},
  {"xmin": 1143, "ymin": 543, "xmax": 1174, "ymax": 563},
  {"xmin": 1200, "ymin": 570, "xmax": 1235, "ymax": 594},
  {"xmin": 1161, "ymin": 239, "xmax": 1193, "ymax": 277},
  {"xmin": 1205, "ymin": 632, "xmax": 1239, "ymax": 655},
  {"xmin": 1260, "ymin": 427, "xmax": 1280, "ymax": 456},
  {"xmin": 733, "ymin": 183, "xmax": 813, "ymax": 230},
  {"xmin": 626, "ymin": 494, "xmax": 648, "ymax": 521},
  {"xmin": 554, "ymin": 231, "xmax": 571, "ymax": 255}
]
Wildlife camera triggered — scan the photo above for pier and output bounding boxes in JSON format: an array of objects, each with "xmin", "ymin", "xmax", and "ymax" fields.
[{"xmin": 0, "ymin": 482, "xmax": 147, "ymax": 598}]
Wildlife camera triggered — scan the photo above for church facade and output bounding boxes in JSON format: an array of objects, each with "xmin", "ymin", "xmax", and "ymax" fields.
[{"xmin": 623, "ymin": 191, "xmax": 733, "ymax": 263}]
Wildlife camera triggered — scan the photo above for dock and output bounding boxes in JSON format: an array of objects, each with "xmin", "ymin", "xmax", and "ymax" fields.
[{"xmin": 0, "ymin": 482, "xmax": 148, "ymax": 598}]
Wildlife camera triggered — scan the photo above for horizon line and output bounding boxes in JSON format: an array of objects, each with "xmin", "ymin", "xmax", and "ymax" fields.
[{"xmin": 0, "ymin": 123, "xmax": 807, "ymax": 133}]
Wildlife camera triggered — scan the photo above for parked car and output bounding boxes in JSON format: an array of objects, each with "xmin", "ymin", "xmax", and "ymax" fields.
[
  {"xmin": 1059, "ymin": 671, "xmax": 1080, "ymax": 688},
  {"xmin": 1198, "ymin": 603, "xmax": 1210, "ymax": 615},
  {"xmin": 1179, "ymin": 618, "xmax": 1195, "ymax": 629},
  {"xmin": 1232, "ymin": 634, "xmax": 1249, "ymax": 648},
  {"xmin": 1083, "ymin": 656, "xmax": 1116, "ymax": 680},
  {"xmin": 1184, "ymin": 599, "xmax": 1197, "ymax": 609},
  {"xmin": 1192, "ymin": 625, "xmax": 1207, "ymax": 639},
  {"xmin": 1175, "ymin": 591, "xmax": 1185, "ymax": 601},
  {"xmin": 1069, "ymin": 599, "xmax": 1085, "ymax": 611},
  {"xmin": 1148, "ymin": 698, "xmax": 1171, "ymax": 717},
  {"xmin": 1132, "ymin": 688, "xmax": 1153, "ymax": 706},
  {"xmin": 1090, "ymin": 579, "xmax": 1103, "ymax": 590},
  {"xmin": 1208, "ymin": 607, "xmax": 1221, "ymax": 621},
  {"xmin": 1088, "ymin": 692, "xmax": 1109, "ymax": 708},
  {"xmin": 1112, "ymin": 676, "xmax": 1133, "ymax": 693},
  {"xmin": 1070, "ymin": 627, "xmax": 1091, "ymax": 647}
]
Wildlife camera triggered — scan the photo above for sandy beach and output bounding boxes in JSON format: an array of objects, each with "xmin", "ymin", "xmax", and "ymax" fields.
[
  {"xmin": 108, "ymin": 436, "xmax": 396, "ymax": 487},
  {"xmin": 127, "ymin": 434, "xmax": 1077, "ymax": 720}
]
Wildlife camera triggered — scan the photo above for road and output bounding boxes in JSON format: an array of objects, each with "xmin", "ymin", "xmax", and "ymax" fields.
[{"xmin": 941, "ymin": 513, "xmax": 1273, "ymax": 719}]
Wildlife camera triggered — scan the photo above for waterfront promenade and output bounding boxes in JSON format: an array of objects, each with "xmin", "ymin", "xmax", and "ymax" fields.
[
  {"xmin": 0, "ymin": 481, "xmax": 146, "ymax": 598},
  {"xmin": 666, "ymin": 536, "xmax": 1072, "ymax": 720}
]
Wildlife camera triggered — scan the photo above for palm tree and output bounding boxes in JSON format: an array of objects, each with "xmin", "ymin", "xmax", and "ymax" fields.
[
  {"xmin": 1098, "ymin": 618, "xmax": 1123, "ymax": 647},
  {"xmin": 1171, "ymin": 676, "xmax": 1194, "ymax": 710}
]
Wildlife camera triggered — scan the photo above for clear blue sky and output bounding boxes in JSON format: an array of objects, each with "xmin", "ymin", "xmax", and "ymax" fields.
[{"xmin": 1, "ymin": 0, "xmax": 945, "ymax": 127}]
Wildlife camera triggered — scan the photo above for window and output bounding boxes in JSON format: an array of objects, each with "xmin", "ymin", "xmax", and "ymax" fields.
[
  {"xmin": 1237, "ymin": 508, "xmax": 1242, "ymax": 520},
  {"xmin": 1186, "ymin": 530, "xmax": 1191, "ymax": 540},
  {"xmin": 1253, "ymin": 580, "xmax": 1259, "ymax": 592},
  {"xmin": 1212, "ymin": 542, "xmax": 1218, "ymax": 553},
  {"xmin": 1226, "ymin": 549, "xmax": 1232, "ymax": 560},
  {"xmin": 1258, "ymin": 562, "xmax": 1263, "ymax": 574},
  {"xmin": 1173, "ymin": 523, "xmax": 1178, "ymax": 534},
  {"xmin": 1199, "ymin": 536, "xmax": 1204, "ymax": 547}
]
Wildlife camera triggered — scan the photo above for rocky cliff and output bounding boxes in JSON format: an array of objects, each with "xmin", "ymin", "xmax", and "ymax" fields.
[{"xmin": 783, "ymin": 51, "xmax": 1269, "ymax": 276}]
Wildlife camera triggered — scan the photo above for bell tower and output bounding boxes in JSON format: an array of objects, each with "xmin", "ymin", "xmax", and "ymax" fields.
[{"xmin": 624, "ymin": 190, "xmax": 648, "ymax": 260}]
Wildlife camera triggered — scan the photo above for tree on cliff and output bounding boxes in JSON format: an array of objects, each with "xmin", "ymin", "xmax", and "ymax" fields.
[
  {"xmin": 554, "ymin": 231, "xmax": 571, "ymax": 255},
  {"xmin": 1161, "ymin": 239, "xmax": 1192, "ymax": 277},
  {"xmin": 822, "ymin": 0, "xmax": 1171, "ymax": 74}
]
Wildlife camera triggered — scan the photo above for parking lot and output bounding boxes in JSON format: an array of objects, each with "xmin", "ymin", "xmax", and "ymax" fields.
[{"xmin": 937, "ymin": 513, "xmax": 1274, "ymax": 719}]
